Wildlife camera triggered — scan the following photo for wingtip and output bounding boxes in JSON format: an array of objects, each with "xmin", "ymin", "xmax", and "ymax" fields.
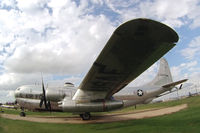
[{"xmin": 115, "ymin": 18, "xmax": 179, "ymax": 44}]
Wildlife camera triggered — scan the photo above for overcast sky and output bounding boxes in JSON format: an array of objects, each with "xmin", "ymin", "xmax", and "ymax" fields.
[{"xmin": 1, "ymin": 0, "xmax": 200, "ymax": 103}]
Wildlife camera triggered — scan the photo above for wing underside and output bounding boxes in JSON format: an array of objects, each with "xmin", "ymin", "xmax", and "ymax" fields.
[{"xmin": 73, "ymin": 18, "xmax": 179, "ymax": 102}]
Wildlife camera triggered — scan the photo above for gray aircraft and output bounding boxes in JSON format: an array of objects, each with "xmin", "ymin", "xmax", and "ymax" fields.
[{"xmin": 14, "ymin": 18, "xmax": 187, "ymax": 120}]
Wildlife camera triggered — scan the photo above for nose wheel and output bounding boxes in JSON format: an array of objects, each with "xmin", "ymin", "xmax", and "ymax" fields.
[{"xmin": 80, "ymin": 112, "xmax": 91, "ymax": 120}]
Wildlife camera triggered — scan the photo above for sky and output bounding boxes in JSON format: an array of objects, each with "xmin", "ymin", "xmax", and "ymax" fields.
[{"xmin": 0, "ymin": 0, "xmax": 200, "ymax": 103}]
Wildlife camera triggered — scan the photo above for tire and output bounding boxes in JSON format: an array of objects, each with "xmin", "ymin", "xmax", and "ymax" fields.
[
  {"xmin": 20, "ymin": 112, "xmax": 26, "ymax": 117},
  {"xmin": 80, "ymin": 112, "xmax": 91, "ymax": 120}
]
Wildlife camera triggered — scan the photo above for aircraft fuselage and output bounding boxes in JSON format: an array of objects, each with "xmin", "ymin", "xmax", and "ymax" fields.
[{"xmin": 14, "ymin": 84, "xmax": 170, "ymax": 112}]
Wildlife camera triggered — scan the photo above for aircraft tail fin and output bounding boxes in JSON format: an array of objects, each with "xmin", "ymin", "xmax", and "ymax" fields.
[{"xmin": 149, "ymin": 58, "xmax": 173, "ymax": 86}]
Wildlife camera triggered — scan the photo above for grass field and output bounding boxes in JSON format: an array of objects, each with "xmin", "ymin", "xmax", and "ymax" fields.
[{"xmin": 1, "ymin": 96, "xmax": 200, "ymax": 133}]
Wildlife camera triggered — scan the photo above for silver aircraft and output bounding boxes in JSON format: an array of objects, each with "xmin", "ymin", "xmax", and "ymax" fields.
[{"xmin": 14, "ymin": 18, "xmax": 187, "ymax": 120}]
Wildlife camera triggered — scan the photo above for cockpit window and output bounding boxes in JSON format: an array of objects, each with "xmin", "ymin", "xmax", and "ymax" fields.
[{"xmin": 17, "ymin": 88, "xmax": 21, "ymax": 91}]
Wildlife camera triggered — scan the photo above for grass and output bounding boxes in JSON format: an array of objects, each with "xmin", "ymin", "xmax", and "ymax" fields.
[
  {"xmin": 0, "ymin": 108, "xmax": 73, "ymax": 116},
  {"xmin": 1, "ymin": 96, "xmax": 200, "ymax": 133}
]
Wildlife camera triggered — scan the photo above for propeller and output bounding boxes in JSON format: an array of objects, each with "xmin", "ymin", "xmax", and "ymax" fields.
[
  {"xmin": 175, "ymin": 84, "xmax": 183, "ymax": 90},
  {"xmin": 39, "ymin": 76, "xmax": 51, "ymax": 111},
  {"xmin": 47, "ymin": 101, "xmax": 51, "ymax": 112},
  {"xmin": 179, "ymin": 84, "xmax": 183, "ymax": 90},
  {"xmin": 176, "ymin": 84, "xmax": 183, "ymax": 99}
]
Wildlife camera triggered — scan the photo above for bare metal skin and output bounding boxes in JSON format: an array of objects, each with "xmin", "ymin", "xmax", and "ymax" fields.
[{"xmin": 14, "ymin": 18, "xmax": 187, "ymax": 120}]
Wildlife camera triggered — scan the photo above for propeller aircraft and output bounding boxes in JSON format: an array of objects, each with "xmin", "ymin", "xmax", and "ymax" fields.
[{"xmin": 14, "ymin": 18, "xmax": 187, "ymax": 120}]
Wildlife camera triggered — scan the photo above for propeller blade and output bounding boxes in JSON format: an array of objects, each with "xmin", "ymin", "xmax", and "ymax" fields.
[
  {"xmin": 47, "ymin": 101, "xmax": 51, "ymax": 112},
  {"xmin": 179, "ymin": 84, "xmax": 183, "ymax": 90},
  {"xmin": 42, "ymin": 78, "xmax": 48, "ymax": 110},
  {"xmin": 40, "ymin": 74, "xmax": 52, "ymax": 111},
  {"xmin": 39, "ymin": 74, "xmax": 48, "ymax": 110},
  {"xmin": 39, "ymin": 98, "xmax": 44, "ymax": 108}
]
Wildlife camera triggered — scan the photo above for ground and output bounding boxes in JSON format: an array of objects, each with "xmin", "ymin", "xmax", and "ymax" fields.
[{"xmin": 0, "ymin": 104, "xmax": 187, "ymax": 124}]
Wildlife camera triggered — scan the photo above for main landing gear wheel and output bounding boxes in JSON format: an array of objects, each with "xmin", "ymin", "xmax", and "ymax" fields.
[
  {"xmin": 20, "ymin": 112, "xmax": 26, "ymax": 117},
  {"xmin": 19, "ymin": 107, "xmax": 26, "ymax": 117},
  {"xmin": 80, "ymin": 112, "xmax": 91, "ymax": 120}
]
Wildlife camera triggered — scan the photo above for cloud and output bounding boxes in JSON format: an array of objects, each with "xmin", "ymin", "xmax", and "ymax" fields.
[
  {"xmin": 1, "ymin": 0, "xmax": 200, "ymax": 102},
  {"xmin": 181, "ymin": 36, "xmax": 200, "ymax": 60},
  {"xmin": 0, "ymin": 72, "xmax": 81, "ymax": 88},
  {"xmin": 0, "ymin": 90, "xmax": 15, "ymax": 103},
  {"xmin": 4, "ymin": 15, "xmax": 114, "ymax": 74},
  {"xmin": 170, "ymin": 60, "xmax": 200, "ymax": 91},
  {"xmin": 105, "ymin": 0, "xmax": 200, "ymax": 28},
  {"xmin": 171, "ymin": 61, "xmax": 197, "ymax": 79},
  {"xmin": 0, "ymin": 0, "xmax": 116, "ymax": 102},
  {"xmin": 130, "ymin": 59, "xmax": 198, "ymax": 88},
  {"xmin": 1, "ymin": 0, "xmax": 115, "ymax": 75}
]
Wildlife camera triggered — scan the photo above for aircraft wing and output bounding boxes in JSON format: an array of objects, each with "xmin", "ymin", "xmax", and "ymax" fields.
[{"xmin": 73, "ymin": 18, "xmax": 179, "ymax": 102}]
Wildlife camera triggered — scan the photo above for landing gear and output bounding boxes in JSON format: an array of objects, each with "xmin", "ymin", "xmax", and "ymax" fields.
[
  {"xmin": 0, "ymin": 108, "xmax": 4, "ymax": 113},
  {"xmin": 80, "ymin": 112, "xmax": 91, "ymax": 120},
  {"xmin": 19, "ymin": 107, "xmax": 26, "ymax": 117},
  {"xmin": 20, "ymin": 112, "xmax": 26, "ymax": 117}
]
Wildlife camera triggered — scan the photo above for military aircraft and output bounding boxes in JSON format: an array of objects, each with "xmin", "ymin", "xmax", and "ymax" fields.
[{"xmin": 14, "ymin": 18, "xmax": 187, "ymax": 120}]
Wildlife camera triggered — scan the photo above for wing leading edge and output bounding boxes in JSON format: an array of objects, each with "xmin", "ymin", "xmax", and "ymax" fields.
[{"xmin": 73, "ymin": 18, "xmax": 179, "ymax": 102}]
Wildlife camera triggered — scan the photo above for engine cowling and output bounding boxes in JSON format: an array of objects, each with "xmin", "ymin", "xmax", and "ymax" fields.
[
  {"xmin": 46, "ymin": 88, "xmax": 65, "ymax": 102},
  {"xmin": 59, "ymin": 99, "xmax": 124, "ymax": 112}
]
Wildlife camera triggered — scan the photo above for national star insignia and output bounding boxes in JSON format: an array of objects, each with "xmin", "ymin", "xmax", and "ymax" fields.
[{"xmin": 137, "ymin": 89, "xmax": 144, "ymax": 96}]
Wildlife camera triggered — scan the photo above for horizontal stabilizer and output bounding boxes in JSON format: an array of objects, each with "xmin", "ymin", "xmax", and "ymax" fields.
[{"xmin": 162, "ymin": 79, "xmax": 188, "ymax": 88}]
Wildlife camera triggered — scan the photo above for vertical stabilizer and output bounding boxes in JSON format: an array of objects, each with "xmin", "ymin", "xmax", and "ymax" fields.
[{"xmin": 149, "ymin": 58, "xmax": 173, "ymax": 86}]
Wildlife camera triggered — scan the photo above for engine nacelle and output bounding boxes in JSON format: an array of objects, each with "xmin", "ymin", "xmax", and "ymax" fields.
[
  {"xmin": 46, "ymin": 88, "xmax": 65, "ymax": 102},
  {"xmin": 59, "ymin": 100, "xmax": 124, "ymax": 112}
]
